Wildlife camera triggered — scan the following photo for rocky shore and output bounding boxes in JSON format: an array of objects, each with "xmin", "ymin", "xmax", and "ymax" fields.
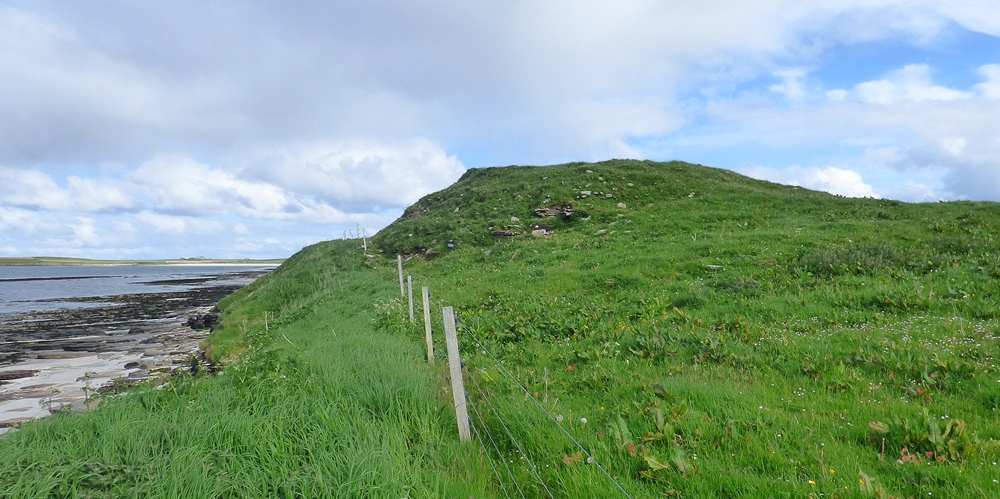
[{"xmin": 0, "ymin": 269, "xmax": 269, "ymax": 434}]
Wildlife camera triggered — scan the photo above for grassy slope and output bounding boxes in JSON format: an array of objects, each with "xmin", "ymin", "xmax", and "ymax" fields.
[
  {"xmin": 3, "ymin": 159, "xmax": 998, "ymax": 497},
  {"xmin": 0, "ymin": 241, "xmax": 492, "ymax": 497},
  {"xmin": 373, "ymin": 159, "xmax": 1000, "ymax": 497}
]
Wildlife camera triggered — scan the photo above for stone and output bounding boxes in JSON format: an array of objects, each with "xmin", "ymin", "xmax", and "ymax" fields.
[
  {"xmin": 0, "ymin": 370, "xmax": 38, "ymax": 382},
  {"xmin": 511, "ymin": 216, "xmax": 520, "ymax": 222},
  {"xmin": 0, "ymin": 417, "xmax": 34, "ymax": 429},
  {"xmin": 617, "ymin": 202, "xmax": 627, "ymax": 209},
  {"xmin": 531, "ymin": 229, "xmax": 549, "ymax": 237},
  {"xmin": 491, "ymin": 229, "xmax": 518, "ymax": 238},
  {"xmin": 534, "ymin": 203, "xmax": 573, "ymax": 218}
]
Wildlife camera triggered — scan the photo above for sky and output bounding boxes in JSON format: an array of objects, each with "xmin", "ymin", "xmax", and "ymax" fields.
[{"xmin": 1, "ymin": 1, "xmax": 999, "ymax": 259}]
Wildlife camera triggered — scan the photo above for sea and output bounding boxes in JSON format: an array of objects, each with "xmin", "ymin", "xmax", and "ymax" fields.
[{"xmin": 0, "ymin": 265, "xmax": 276, "ymax": 317}]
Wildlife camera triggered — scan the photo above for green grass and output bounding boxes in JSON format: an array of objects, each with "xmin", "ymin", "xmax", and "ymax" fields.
[
  {"xmin": 0, "ymin": 241, "xmax": 493, "ymax": 498},
  {"xmin": 3, "ymin": 159, "xmax": 1000, "ymax": 497},
  {"xmin": 373, "ymin": 159, "xmax": 1000, "ymax": 497}
]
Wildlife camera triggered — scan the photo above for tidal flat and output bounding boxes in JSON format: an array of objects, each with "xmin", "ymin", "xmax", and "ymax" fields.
[{"xmin": 0, "ymin": 268, "xmax": 271, "ymax": 433}]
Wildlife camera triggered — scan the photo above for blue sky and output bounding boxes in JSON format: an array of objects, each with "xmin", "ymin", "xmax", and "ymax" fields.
[{"xmin": 1, "ymin": 1, "xmax": 999, "ymax": 259}]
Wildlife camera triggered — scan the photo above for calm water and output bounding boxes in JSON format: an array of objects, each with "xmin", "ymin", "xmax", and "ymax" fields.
[{"xmin": 0, "ymin": 265, "xmax": 275, "ymax": 317}]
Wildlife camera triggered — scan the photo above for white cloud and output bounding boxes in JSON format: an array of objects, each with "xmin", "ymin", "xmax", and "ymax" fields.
[
  {"xmin": 0, "ymin": 206, "xmax": 43, "ymax": 231},
  {"xmin": 0, "ymin": 8, "xmax": 239, "ymax": 165},
  {"xmin": 739, "ymin": 165, "xmax": 879, "ymax": 198},
  {"xmin": 134, "ymin": 212, "xmax": 223, "ymax": 236},
  {"xmin": 863, "ymin": 146, "xmax": 904, "ymax": 166},
  {"xmin": 769, "ymin": 68, "xmax": 812, "ymax": 101},
  {"xmin": 0, "ymin": 167, "xmax": 135, "ymax": 212},
  {"xmin": 825, "ymin": 89, "xmax": 848, "ymax": 102},
  {"xmin": 130, "ymin": 155, "xmax": 298, "ymax": 217},
  {"xmin": 68, "ymin": 217, "xmax": 100, "ymax": 246},
  {"xmin": 886, "ymin": 180, "xmax": 945, "ymax": 202},
  {"xmin": 244, "ymin": 139, "xmax": 466, "ymax": 209},
  {"xmin": 939, "ymin": 137, "xmax": 967, "ymax": 157},
  {"xmin": 853, "ymin": 65, "xmax": 971, "ymax": 105},
  {"xmin": 974, "ymin": 64, "xmax": 1000, "ymax": 99}
]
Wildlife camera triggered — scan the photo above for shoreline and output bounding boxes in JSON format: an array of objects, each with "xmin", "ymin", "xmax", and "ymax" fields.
[
  {"xmin": 0, "ymin": 269, "xmax": 269, "ymax": 434},
  {"xmin": 0, "ymin": 258, "xmax": 284, "ymax": 267}
]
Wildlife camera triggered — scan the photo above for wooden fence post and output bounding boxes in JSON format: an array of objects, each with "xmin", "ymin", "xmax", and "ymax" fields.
[
  {"xmin": 407, "ymin": 275, "xmax": 414, "ymax": 323},
  {"xmin": 397, "ymin": 255, "xmax": 405, "ymax": 296},
  {"xmin": 422, "ymin": 286, "xmax": 434, "ymax": 364},
  {"xmin": 442, "ymin": 306, "xmax": 471, "ymax": 442}
]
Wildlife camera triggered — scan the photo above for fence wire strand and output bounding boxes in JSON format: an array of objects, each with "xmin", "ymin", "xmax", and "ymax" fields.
[
  {"xmin": 456, "ymin": 315, "xmax": 634, "ymax": 499},
  {"xmin": 468, "ymin": 379, "xmax": 524, "ymax": 499},
  {"xmin": 467, "ymin": 370, "xmax": 554, "ymax": 498},
  {"xmin": 469, "ymin": 415, "xmax": 516, "ymax": 499}
]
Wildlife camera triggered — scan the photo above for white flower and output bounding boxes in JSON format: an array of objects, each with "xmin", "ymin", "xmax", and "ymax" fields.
[{"xmin": 580, "ymin": 418, "xmax": 588, "ymax": 424}]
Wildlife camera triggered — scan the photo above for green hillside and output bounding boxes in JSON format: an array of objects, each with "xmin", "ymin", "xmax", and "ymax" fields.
[
  {"xmin": 373, "ymin": 159, "xmax": 1000, "ymax": 496},
  {"xmin": 2, "ymin": 159, "xmax": 998, "ymax": 497}
]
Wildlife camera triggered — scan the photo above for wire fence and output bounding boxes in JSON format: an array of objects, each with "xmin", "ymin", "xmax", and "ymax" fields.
[
  {"xmin": 394, "ymin": 259, "xmax": 633, "ymax": 497},
  {"xmin": 458, "ymin": 316, "xmax": 632, "ymax": 498},
  {"xmin": 456, "ymin": 319, "xmax": 632, "ymax": 498}
]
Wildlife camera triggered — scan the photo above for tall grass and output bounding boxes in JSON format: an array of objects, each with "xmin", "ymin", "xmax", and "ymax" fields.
[{"xmin": 0, "ymin": 240, "xmax": 494, "ymax": 498}]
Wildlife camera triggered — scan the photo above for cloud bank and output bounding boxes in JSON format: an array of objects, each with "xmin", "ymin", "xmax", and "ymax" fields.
[{"xmin": 0, "ymin": 1, "xmax": 997, "ymax": 257}]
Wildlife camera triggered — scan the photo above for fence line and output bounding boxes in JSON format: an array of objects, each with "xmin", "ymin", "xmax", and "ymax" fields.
[
  {"xmin": 393, "ymin": 257, "xmax": 630, "ymax": 498},
  {"xmin": 467, "ymin": 389, "xmax": 521, "ymax": 499},
  {"xmin": 456, "ymin": 316, "xmax": 634, "ymax": 499},
  {"xmin": 466, "ymin": 368, "xmax": 553, "ymax": 499}
]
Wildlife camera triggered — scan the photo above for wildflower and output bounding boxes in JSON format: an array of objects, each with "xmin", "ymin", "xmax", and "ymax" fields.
[
  {"xmin": 808, "ymin": 480, "xmax": 816, "ymax": 486},
  {"xmin": 829, "ymin": 468, "xmax": 835, "ymax": 475},
  {"xmin": 556, "ymin": 414, "xmax": 564, "ymax": 423},
  {"xmin": 580, "ymin": 417, "xmax": 588, "ymax": 424}
]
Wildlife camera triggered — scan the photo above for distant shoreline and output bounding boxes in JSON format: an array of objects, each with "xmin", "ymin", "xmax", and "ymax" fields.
[{"xmin": 0, "ymin": 257, "xmax": 285, "ymax": 267}]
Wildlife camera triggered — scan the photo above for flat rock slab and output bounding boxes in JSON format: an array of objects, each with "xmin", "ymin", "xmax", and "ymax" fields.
[{"xmin": 0, "ymin": 370, "xmax": 38, "ymax": 382}]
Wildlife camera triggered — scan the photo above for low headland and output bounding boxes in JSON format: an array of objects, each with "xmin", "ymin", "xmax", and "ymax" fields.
[{"xmin": 1, "ymin": 159, "xmax": 998, "ymax": 497}]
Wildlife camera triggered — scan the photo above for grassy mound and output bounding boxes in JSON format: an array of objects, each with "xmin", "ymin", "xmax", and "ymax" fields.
[{"xmin": 377, "ymin": 159, "xmax": 1000, "ymax": 497}]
